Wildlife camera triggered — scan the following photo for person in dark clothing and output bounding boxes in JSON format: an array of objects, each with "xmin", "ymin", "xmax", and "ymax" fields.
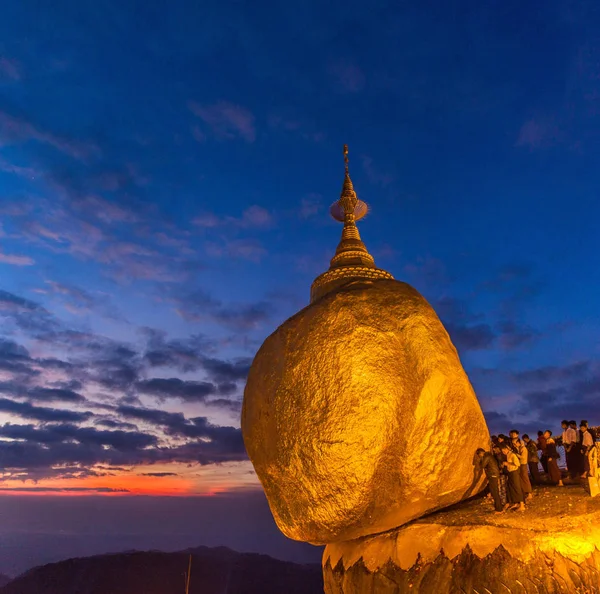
[
  {"xmin": 544, "ymin": 430, "xmax": 564, "ymax": 486},
  {"xmin": 500, "ymin": 444, "xmax": 525, "ymax": 511},
  {"xmin": 477, "ymin": 448, "xmax": 504, "ymax": 513},
  {"xmin": 538, "ymin": 430, "xmax": 548, "ymax": 474},
  {"xmin": 492, "ymin": 444, "xmax": 508, "ymax": 506},
  {"xmin": 523, "ymin": 434, "xmax": 541, "ymax": 484}
]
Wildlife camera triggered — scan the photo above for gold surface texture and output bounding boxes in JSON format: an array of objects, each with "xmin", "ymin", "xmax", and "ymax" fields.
[{"xmin": 242, "ymin": 279, "xmax": 489, "ymax": 544}]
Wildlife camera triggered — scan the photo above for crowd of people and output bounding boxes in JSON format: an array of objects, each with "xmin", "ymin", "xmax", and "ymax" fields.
[{"xmin": 476, "ymin": 420, "xmax": 599, "ymax": 513}]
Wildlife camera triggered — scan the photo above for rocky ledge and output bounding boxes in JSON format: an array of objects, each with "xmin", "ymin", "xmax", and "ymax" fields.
[{"xmin": 323, "ymin": 485, "xmax": 600, "ymax": 594}]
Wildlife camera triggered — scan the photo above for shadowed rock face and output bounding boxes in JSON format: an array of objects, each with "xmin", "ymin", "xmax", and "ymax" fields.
[{"xmin": 242, "ymin": 279, "xmax": 489, "ymax": 545}]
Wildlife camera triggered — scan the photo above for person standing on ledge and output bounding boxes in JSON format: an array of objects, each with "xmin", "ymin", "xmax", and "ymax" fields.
[
  {"xmin": 476, "ymin": 448, "xmax": 504, "ymax": 514},
  {"xmin": 544, "ymin": 430, "xmax": 564, "ymax": 487},
  {"xmin": 523, "ymin": 434, "xmax": 541, "ymax": 485},
  {"xmin": 510, "ymin": 430, "xmax": 532, "ymax": 501},
  {"xmin": 581, "ymin": 421, "xmax": 594, "ymax": 479},
  {"xmin": 562, "ymin": 419, "xmax": 578, "ymax": 479},
  {"xmin": 570, "ymin": 420, "xmax": 583, "ymax": 476},
  {"xmin": 500, "ymin": 443, "xmax": 525, "ymax": 512},
  {"xmin": 537, "ymin": 430, "xmax": 549, "ymax": 474}
]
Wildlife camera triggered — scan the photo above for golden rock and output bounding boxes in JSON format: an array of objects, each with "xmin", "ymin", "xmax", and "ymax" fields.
[
  {"xmin": 241, "ymin": 146, "xmax": 489, "ymax": 545},
  {"xmin": 242, "ymin": 279, "xmax": 488, "ymax": 544}
]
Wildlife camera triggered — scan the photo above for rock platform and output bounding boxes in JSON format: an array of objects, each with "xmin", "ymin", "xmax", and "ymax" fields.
[{"xmin": 323, "ymin": 485, "xmax": 600, "ymax": 593}]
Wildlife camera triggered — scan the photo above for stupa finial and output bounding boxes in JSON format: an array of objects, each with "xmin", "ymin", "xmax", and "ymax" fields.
[
  {"xmin": 331, "ymin": 144, "xmax": 364, "ymax": 223},
  {"xmin": 310, "ymin": 145, "xmax": 394, "ymax": 302}
]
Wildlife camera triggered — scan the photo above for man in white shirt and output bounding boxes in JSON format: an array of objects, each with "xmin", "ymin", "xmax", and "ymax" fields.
[
  {"xmin": 580, "ymin": 421, "xmax": 594, "ymax": 478},
  {"xmin": 562, "ymin": 419, "xmax": 578, "ymax": 479},
  {"xmin": 570, "ymin": 420, "xmax": 584, "ymax": 475}
]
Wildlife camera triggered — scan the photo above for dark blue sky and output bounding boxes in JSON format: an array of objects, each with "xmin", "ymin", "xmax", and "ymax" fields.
[{"xmin": 0, "ymin": 0, "xmax": 599, "ymax": 568}]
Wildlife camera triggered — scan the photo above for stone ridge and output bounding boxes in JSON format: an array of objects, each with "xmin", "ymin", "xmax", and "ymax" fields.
[
  {"xmin": 323, "ymin": 545, "xmax": 600, "ymax": 594},
  {"xmin": 324, "ymin": 487, "xmax": 600, "ymax": 572}
]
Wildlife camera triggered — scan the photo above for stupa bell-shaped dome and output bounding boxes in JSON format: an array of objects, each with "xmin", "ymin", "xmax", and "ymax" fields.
[{"xmin": 242, "ymin": 146, "xmax": 489, "ymax": 545}]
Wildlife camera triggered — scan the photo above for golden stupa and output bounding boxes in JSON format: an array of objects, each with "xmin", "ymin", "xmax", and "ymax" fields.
[{"xmin": 242, "ymin": 146, "xmax": 489, "ymax": 545}]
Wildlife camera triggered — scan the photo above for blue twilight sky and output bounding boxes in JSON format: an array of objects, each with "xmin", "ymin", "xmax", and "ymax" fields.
[{"xmin": 0, "ymin": 0, "xmax": 599, "ymax": 567}]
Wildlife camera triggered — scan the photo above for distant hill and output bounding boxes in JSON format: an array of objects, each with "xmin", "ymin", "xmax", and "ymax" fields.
[
  {"xmin": 0, "ymin": 576, "xmax": 10, "ymax": 588},
  {"xmin": 0, "ymin": 545, "xmax": 323, "ymax": 594}
]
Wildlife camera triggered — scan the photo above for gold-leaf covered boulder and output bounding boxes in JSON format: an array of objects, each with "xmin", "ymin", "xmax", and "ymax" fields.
[{"xmin": 242, "ymin": 146, "xmax": 489, "ymax": 545}]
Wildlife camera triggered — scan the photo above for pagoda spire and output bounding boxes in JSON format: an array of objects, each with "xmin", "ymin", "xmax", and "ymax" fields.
[
  {"xmin": 328, "ymin": 144, "xmax": 375, "ymax": 270},
  {"xmin": 310, "ymin": 145, "xmax": 393, "ymax": 302}
]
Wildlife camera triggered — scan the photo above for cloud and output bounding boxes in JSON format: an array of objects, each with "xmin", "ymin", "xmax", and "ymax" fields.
[
  {"xmin": 215, "ymin": 238, "xmax": 267, "ymax": 262},
  {"xmin": 0, "ymin": 249, "xmax": 34, "ymax": 266},
  {"xmin": 192, "ymin": 206, "xmax": 273, "ymax": 263},
  {"xmin": 328, "ymin": 60, "xmax": 365, "ymax": 93},
  {"xmin": 0, "ymin": 110, "xmax": 100, "ymax": 161},
  {"xmin": 481, "ymin": 263, "xmax": 534, "ymax": 291},
  {"xmin": 299, "ymin": 194, "xmax": 322, "ymax": 219},
  {"xmin": 0, "ymin": 380, "xmax": 85, "ymax": 403},
  {"xmin": 141, "ymin": 330, "xmax": 215, "ymax": 367},
  {"xmin": 483, "ymin": 410, "xmax": 513, "ymax": 433},
  {"xmin": 516, "ymin": 117, "xmax": 561, "ymax": 149},
  {"xmin": 0, "ymin": 338, "xmax": 38, "ymax": 377},
  {"xmin": 188, "ymin": 101, "xmax": 256, "ymax": 143},
  {"xmin": 433, "ymin": 297, "xmax": 496, "ymax": 352},
  {"xmin": 199, "ymin": 357, "xmax": 250, "ymax": 383},
  {"xmin": 95, "ymin": 419, "xmax": 139, "ymax": 431},
  {"xmin": 403, "ymin": 257, "xmax": 451, "ymax": 290},
  {"xmin": 503, "ymin": 360, "xmax": 600, "ymax": 427},
  {"xmin": 0, "ymin": 487, "xmax": 130, "ymax": 493},
  {"xmin": 25, "ymin": 387, "xmax": 86, "ymax": 403},
  {"xmin": 204, "ymin": 398, "xmax": 242, "ymax": 414},
  {"xmin": 9, "ymin": 192, "xmax": 187, "ymax": 284},
  {"xmin": 0, "ymin": 289, "xmax": 251, "ymax": 481},
  {"xmin": 446, "ymin": 323, "xmax": 496, "ymax": 352},
  {"xmin": 496, "ymin": 320, "xmax": 540, "ymax": 350},
  {"xmin": 167, "ymin": 289, "xmax": 271, "ymax": 332},
  {"xmin": 35, "ymin": 280, "xmax": 120, "ymax": 318},
  {"xmin": 235, "ymin": 205, "xmax": 273, "ymax": 228},
  {"xmin": 0, "ymin": 57, "xmax": 21, "ymax": 80},
  {"xmin": 116, "ymin": 405, "xmax": 247, "ymax": 464},
  {"xmin": 141, "ymin": 331, "xmax": 251, "ymax": 382},
  {"xmin": 267, "ymin": 114, "xmax": 325, "ymax": 143},
  {"xmin": 193, "ymin": 205, "xmax": 274, "ymax": 230},
  {"xmin": 0, "ymin": 423, "xmax": 157, "ymax": 449},
  {"xmin": 0, "ymin": 407, "xmax": 247, "ymax": 479},
  {"xmin": 361, "ymin": 156, "xmax": 394, "ymax": 187},
  {"xmin": 512, "ymin": 362, "xmax": 591, "ymax": 385},
  {"xmin": 135, "ymin": 377, "xmax": 228, "ymax": 403},
  {"xmin": 116, "ymin": 404, "xmax": 187, "ymax": 429},
  {"xmin": 0, "ymin": 397, "xmax": 91, "ymax": 423},
  {"xmin": 193, "ymin": 212, "xmax": 221, "ymax": 228}
]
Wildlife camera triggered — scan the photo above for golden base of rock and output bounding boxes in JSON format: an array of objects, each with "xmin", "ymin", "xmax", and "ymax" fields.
[{"xmin": 323, "ymin": 486, "xmax": 600, "ymax": 593}]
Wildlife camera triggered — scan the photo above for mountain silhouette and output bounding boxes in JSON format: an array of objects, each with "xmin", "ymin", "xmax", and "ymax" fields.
[{"xmin": 0, "ymin": 545, "xmax": 323, "ymax": 594}]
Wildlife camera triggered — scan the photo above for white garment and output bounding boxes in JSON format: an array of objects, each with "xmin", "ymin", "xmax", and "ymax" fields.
[
  {"xmin": 582, "ymin": 430, "xmax": 594, "ymax": 448},
  {"xmin": 563, "ymin": 427, "xmax": 577, "ymax": 445}
]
